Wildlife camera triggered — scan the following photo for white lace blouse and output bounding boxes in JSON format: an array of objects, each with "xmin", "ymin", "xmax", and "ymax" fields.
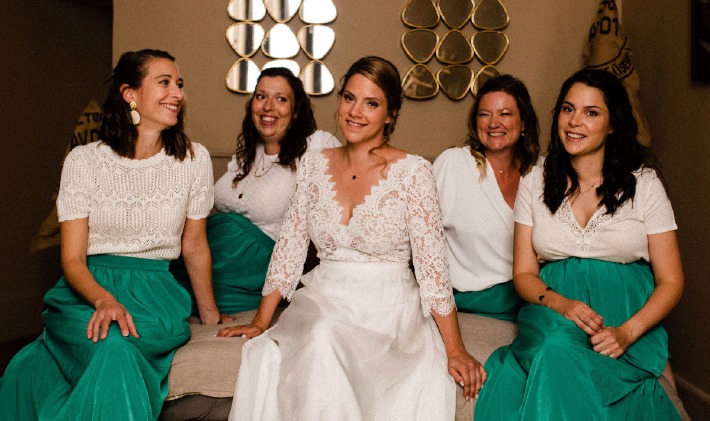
[
  {"xmin": 263, "ymin": 150, "xmax": 456, "ymax": 317},
  {"xmin": 514, "ymin": 165, "xmax": 677, "ymax": 263},
  {"xmin": 57, "ymin": 142, "xmax": 214, "ymax": 260},
  {"xmin": 213, "ymin": 130, "xmax": 340, "ymax": 240}
]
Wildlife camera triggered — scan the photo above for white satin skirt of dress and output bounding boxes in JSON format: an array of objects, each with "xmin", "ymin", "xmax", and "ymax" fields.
[{"xmin": 229, "ymin": 260, "xmax": 456, "ymax": 421}]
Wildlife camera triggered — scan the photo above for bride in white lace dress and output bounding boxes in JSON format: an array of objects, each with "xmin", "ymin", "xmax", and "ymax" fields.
[{"xmin": 217, "ymin": 56, "xmax": 485, "ymax": 420}]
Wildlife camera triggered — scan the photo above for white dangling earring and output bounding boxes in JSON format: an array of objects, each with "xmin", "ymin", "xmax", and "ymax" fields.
[{"xmin": 129, "ymin": 100, "xmax": 140, "ymax": 125}]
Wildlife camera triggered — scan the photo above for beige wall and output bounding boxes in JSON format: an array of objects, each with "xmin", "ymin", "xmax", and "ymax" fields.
[
  {"xmin": 0, "ymin": 0, "xmax": 112, "ymax": 342},
  {"xmin": 113, "ymin": 0, "xmax": 599, "ymax": 161}
]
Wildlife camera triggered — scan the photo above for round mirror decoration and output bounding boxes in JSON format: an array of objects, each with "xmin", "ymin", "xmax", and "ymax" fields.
[
  {"xmin": 400, "ymin": 0, "xmax": 510, "ymax": 100},
  {"xmin": 226, "ymin": 0, "xmax": 338, "ymax": 95}
]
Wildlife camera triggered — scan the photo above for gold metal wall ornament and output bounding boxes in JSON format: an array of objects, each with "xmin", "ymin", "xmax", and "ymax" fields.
[
  {"xmin": 437, "ymin": 65, "xmax": 474, "ymax": 100},
  {"xmin": 401, "ymin": 29, "xmax": 439, "ymax": 63},
  {"xmin": 265, "ymin": 0, "xmax": 302, "ymax": 23},
  {"xmin": 472, "ymin": 0, "xmax": 510, "ymax": 30},
  {"xmin": 263, "ymin": 59, "xmax": 301, "ymax": 76},
  {"xmin": 438, "ymin": 0, "xmax": 474, "ymax": 30},
  {"xmin": 436, "ymin": 30, "xmax": 475, "ymax": 65},
  {"xmin": 226, "ymin": 22, "xmax": 265, "ymax": 57},
  {"xmin": 471, "ymin": 64, "xmax": 502, "ymax": 95},
  {"xmin": 226, "ymin": 58, "xmax": 261, "ymax": 93},
  {"xmin": 400, "ymin": 0, "xmax": 510, "ymax": 99},
  {"xmin": 402, "ymin": 64, "xmax": 439, "ymax": 99},
  {"xmin": 227, "ymin": 0, "xmax": 266, "ymax": 21},
  {"xmin": 299, "ymin": 0, "xmax": 337, "ymax": 24},
  {"xmin": 471, "ymin": 30, "xmax": 509, "ymax": 64},
  {"xmin": 297, "ymin": 25, "xmax": 336, "ymax": 60},
  {"xmin": 300, "ymin": 60, "xmax": 335, "ymax": 96},
  {"xmin": 262, "ymin": 23, "xmax": 300, "ymax": 59},
  {"xmin": 402, "ymin": 0, "xmax": 440, "ymax": 29}
]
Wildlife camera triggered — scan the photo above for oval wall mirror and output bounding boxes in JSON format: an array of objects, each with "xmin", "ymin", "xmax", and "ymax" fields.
[
  {"xmin": 402, "ymin": 0, "xmax": 440, "ymax": 28},
  {"xmin": 262, "ymin": 23, "xmax": 300, "ymax": 59},
  {"xmin": 226, "ymin": 58, "xmax": 261, "ymax": 93},
  {"xmin": 402, "ymin": 64, "xmax": 439, "ymax": 99},
  {"xmin": 472, "ymin": 0, "xmax": 510, "ymax": 30},
  {"xmin": 300, "ymin": 0, "xmax": 337, "ymax": 24},
  {"xmin": 264, "ymin": 0, "xmax": 302, "ymax": 23},
  {"xmin": 437, "ymin": 65, "xmax": 473, "ymax": 100},
  {"xmin": 439, "ymin": 0, "xmax": 474, "ymax": 29},
  {"xmin": 436, "ymin": 30, "xmax": 474, "ymax": 64},
  {"xmin": 226, "ymin": 22, "xmax": 265, "ymax": 57},
  {"xmin": 263, "ymin": 59, "xmax": 301, "ymax": 76},
  {"xmin": 297, "ymin": 25, "xmax": 335, "ymax": 60},
  {"xmin": 471, "ymin": 64, "xmax": 502, "ymax": 96},
  {"xmin": 300, "ymin": 60, "xmax": 335, "ymax": 95},
  {"xmin": 227, "ymin": 0, "xmax": 266, "ymax": 21},
  {"xmin": 401, "ymin": 29, "xmax": 439, "ymax": 63},
  {"xmin": 472, "ymin": 30, "xmax": 509, "ymax": 64}
]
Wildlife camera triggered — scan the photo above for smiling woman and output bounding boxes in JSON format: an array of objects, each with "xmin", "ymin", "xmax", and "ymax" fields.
[
  {"xmin": 217, "ymin": 56, "xmax": 485, "ymax": 419},
  {"xmin": 0, "ymin": 49, "xmax": 220, "ymax": 420},
  {"xmin": 171, "ymin": 66, "xmax": 339, "ymax": 316}
]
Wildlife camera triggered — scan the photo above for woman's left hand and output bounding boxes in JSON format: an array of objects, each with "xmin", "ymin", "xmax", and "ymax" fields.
[
  {"xmin": 447, "ymin": 349, "xmax": 487, "ymax": 402},
  {"xmin": 590, "ymin": 325, "xmax": 633, "ymax": 358}
]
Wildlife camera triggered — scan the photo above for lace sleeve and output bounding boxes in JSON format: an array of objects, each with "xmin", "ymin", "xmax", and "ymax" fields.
[
  {"xmin": 407, "ymin": 158, "xmax": 455, "ymax": 317},
  {"xmin": 262, "ymin": 152, "xmax": 312, "ymax": 300}
]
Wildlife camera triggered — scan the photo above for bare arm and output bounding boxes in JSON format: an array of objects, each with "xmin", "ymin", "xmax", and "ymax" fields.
[
  {"xmin": 432, "ymin": 310, "xmax": 487, "ymax": 401},
  {"xmin": 60, "ymin": 218, "xmax": 139, "ymax": 342},
  {"xmin": 590, "ymin": 231, "xmax": 684, "ymax": 358},
  {"xmin": 181, "ymin": 218, "xmax": 220, "ymax": 325},
  {"xmin": 512, "ymin": 222, "xmax": 604, "ymax": 335}
]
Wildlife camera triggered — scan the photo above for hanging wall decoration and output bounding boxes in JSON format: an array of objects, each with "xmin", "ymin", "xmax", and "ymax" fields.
[
  {"xmin": 226, "ymin": 0, "xmax": 337, "ymax": 95},
  {"xmin": 401, "ymin": 0, "xmax": 510, "ymax": 100}
]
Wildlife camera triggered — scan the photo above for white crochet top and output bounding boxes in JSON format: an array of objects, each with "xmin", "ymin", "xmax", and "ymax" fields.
[{"xmin": 57, "ymin": 141, "xmax": 214, "ymax": 260}]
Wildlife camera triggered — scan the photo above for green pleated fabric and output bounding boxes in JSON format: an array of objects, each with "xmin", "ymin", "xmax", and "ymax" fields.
[
  {"xmin": 171, "ymin": 212, "xmax": 275, "ymax": 315},
  {"xmin": 475, "ymin": 258, "xmax": 680, "ymax": 421},
  {"xmin": 454, "ymin": 281, "xmax": 522, "ymax": 321},
  {"xmin": 0, "ymin": 255, "xmax": 191, "ymax": 421}
]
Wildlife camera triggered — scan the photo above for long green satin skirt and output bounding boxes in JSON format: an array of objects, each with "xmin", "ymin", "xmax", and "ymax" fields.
[
  {"xmin": 454, "ymin": 281, "xmax": 522, "ymax": 322},
  {"xmin": 0, "ymin": 255, "xmax": 191, "ymax": 421},
  {"xmin": 475, "ymin": 258, "xmax": 680, "ymax": 420},
  {"xmin": 171, "ymin": 212, "xmax": 275, "ymax": 315}
]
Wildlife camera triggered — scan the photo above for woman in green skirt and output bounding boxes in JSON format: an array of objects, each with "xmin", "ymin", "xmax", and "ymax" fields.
[
  {"xmin": 475, "ymin": 69, "xmax": 684, "ymax": 419},
  {"xmin": 433, "ymin": 75, "xmax": 540, "ymax": 321},
  {"xmin": 0, "ymin": 49, "xmax": 221, "ymax": 420},
  {"xmin": 172, "ymin": 67, "xmax": 339, "ymax": 315}
]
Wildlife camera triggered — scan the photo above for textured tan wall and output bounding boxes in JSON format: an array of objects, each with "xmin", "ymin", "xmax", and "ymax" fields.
[
  {"xmin": 113, "ymin": 0, "xmax": 599, "ymax": 161},
  {"xmin": 624, "ymin": 0, "xmax": 710, "ymax": 413}
]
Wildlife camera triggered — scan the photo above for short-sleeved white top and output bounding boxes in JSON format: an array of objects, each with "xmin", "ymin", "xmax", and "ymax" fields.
[
  {"xmin": 514, "ymin": 165, "xmax": 677, "ymax": 263},
  {"xmin": 57, "ymin": 141, "xmax": 214, "ymax": 260},
  {"xmin": 213, "ymin": 130, "xmax": 340, "ymax": 240}
]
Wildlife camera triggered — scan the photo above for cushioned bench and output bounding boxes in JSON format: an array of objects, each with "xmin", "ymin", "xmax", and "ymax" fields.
[{"xmin": 160, "ymin": 309, "xmax": 689, "ymax": 420}]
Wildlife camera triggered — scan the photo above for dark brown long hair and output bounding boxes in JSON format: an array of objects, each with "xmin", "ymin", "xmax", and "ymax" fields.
[
  {"xmin": 232, "ymin": 67, "xmax": 316, "ymax": 186},
  {"xmin": 544, "ymin": 68, "xmax": 652, "ymax": 215},
  {"xmin": 100, "ymin": 49, "xmax": 192, "ymax": 160}
]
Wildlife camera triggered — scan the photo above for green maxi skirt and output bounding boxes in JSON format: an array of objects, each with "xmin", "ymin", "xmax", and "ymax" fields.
[
  {"xmin": 0, "ymin": 255, "xmax": 191, "ymax": 421},
  {"xmin": 454, "ymin": 281, "xmax": 523, "ymax": 322},
  {"xmin": 475, "ymin": 258, "xmax": 680, "ymax": 420},
  {"xmin": 171, "ymin": 212, "xmax": 275, "ymax": 315}
]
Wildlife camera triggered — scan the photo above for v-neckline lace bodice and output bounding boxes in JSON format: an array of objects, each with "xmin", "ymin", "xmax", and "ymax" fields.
[{"xmin": 263, "ymin": 150, "xmax": 455, "ymax": 317}]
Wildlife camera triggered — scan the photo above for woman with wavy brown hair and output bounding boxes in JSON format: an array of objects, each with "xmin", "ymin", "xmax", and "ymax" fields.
[
  {"xmin": 434, "ymin": 75, "xmax": 540, "ymax": 321},
  {"xmin": 0, "ymin": 49, "xmax": 219, "ymax": 420}
]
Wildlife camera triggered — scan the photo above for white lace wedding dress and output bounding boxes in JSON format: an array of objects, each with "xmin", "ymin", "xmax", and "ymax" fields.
[{"xmin": 229, "ymin": 150, "xmax": 457, "ymax": 421}]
